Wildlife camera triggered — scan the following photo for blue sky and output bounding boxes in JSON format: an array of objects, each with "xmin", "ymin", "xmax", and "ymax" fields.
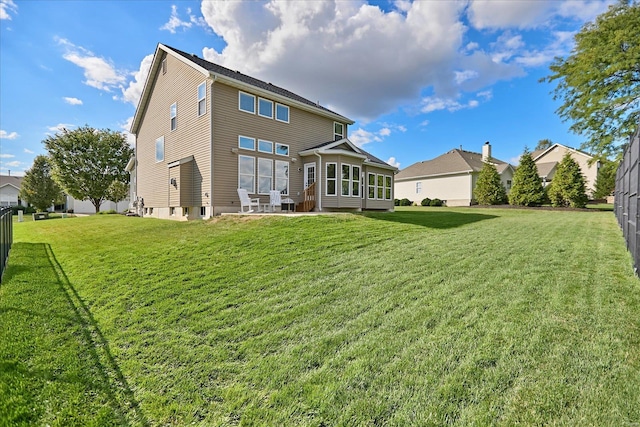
[{"xmin": 0, "ymin": 0, "xmax": 613, "ymax": 176}]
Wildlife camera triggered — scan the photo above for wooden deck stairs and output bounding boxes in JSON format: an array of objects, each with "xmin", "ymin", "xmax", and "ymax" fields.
[{"xmin": 296, "ymin": 182, "xmax": 316, "ymax": 212}]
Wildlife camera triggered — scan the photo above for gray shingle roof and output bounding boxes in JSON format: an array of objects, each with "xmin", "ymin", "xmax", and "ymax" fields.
[
  {"xmin": 302, "ymin": 139, "xmax": 394, "ymax": 168},
  {"xmin": 536, "ymin": 161, "xmax": 557, "ymax": 177},
  {"xmin": 396, "ymin": 149, "xmax": 510, "ymax": 180},
  {"xmin": 0, "ymin": 175, "xmax": 23, "ymax": 189},
  {"xmin": 164, "ymin": 45, "xmax": 352, "ymax": 123}
]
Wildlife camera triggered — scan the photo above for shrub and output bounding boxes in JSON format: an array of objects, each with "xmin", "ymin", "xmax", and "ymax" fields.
[
  {"xmin": 11, "ymin": 205, "xmax": 36, "ymax": 215},
  {"xmin": 399, "ymin": 198, "xmax": 413, "ymax": 206},
  {"xmin": 394, "ymin": 199, "xmax": 401, "ymax": 206},
  {"xmin": 97, "ymin": 209, "xmax": 118, "ymax": 215},
  {"xmin": 430, "ymin": 198, "xmax": 444, "ymax": 207},
  {"xmin": 420, "ymin": 197, "xmax": 431, "ymax": 206}
]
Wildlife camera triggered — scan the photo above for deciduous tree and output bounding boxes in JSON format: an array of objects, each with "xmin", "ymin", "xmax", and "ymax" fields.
[
  {"xmin": 19, "ymin": 155, "xmax": 64, "ymax": 212},
  {"xmin": 509, "ymin": 150, "xmax": 546, "ymax": 207},
  {"xmin": 543, "ymin": 1, "xmax": 640, "ymax": 157},
  {"xmin": 44, "ymin": 126, "xmax": 133, "ymax": 213}
]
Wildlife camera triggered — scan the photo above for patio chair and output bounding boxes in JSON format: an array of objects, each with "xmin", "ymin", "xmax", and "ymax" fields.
[
  {"xmin": 237, "ymin": 188, "xmax": 261, "ymax": 213},
  {"xmin": 268, "ymin": 190, "xmax": 282, "ymax": 212}
]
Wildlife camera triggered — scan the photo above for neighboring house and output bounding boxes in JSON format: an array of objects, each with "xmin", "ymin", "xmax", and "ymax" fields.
[
  {"xmin": 130, "ymin": 43, "xmax": 396, "ymax": 220},
  {"xmin": 530, "ymin": 143, "xmax": 598, "ymax": 196},
  {"xmin": 63, "ymin": 196, "xmax": 129, "ymax": 214},
  {"xmin": 0, "ymin": 175, "xmax": 23, "ymax": 207},
  {"xmin": 394, "ymin": 142, "xmax": 514, "ymax": 206}
]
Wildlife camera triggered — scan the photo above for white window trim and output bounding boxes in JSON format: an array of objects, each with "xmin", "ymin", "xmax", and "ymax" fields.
[
  {"xmin": 368, "ymin": 172, "xmax": 376, "ymax": 200},
  {"xmin": 258, "ymin": 97, "xmax": 274, "ymax": 119},
  {"xmin": 239, "ymin": 155, "xmax": 255, "ymax": 194},
  {"xmin": 170, "ymin": 102, "xmax": 177, "ymax": 131},
  {"xmin": 197, "ymin": 82, "xmax": 206, "ymax": 117},
  {"xmin": 334, "ymin": 122, "xmax": 344, "ymax": 140},
  {"xmin": 239, "ymin": 135, "xmax": 256, "ymax": 151},
  {"xmin": 326, "ymin": 162, "xmax": 337, "ymax": 196},
  {"xmin": 275, "ymin": 160, "xmax": 289, "ymax": 196},
  {"xmin": 239, "ymin": 91, "xmax": 256, "ymax": 114},
  {"xmin": 385, "ymin": 175, "xmax": 392, "ymax": 200},
  {"xmin": 416, "ymin": 182, "xmax": 422, "ymax": 194},
  {"xmin": 352, "ymin": 165, "xmax": 361, "ymax": 198},
  {"xmin": 258, "ymin": 139, "xmax": 273, "ymax": 154},
  {"xmin": 155, "ymin": 136, "xmax": 164, "ymax": 163},
  {"xmin": 341, "ymin": 164, "xmax": 351, "ymax": 197},
  {"xmin": 377, "ymin": 174, "xmax": 385, "ymax": 200},
  {"xmin": 275, "ymin": 103, "xmax": 290, "ymax": 123},
  {"xmin": 275, "ymin": 142, "xmax": 289, "ymax": 157},
  {"xmin": 258, "ymin": 158, "xmax": 273, "ymax": 195}
]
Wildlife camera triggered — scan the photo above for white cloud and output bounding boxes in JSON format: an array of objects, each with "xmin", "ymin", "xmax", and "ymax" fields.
[
  {"xmin": 121, "ymin": 116, "xmax": 136, "ymax": 146},
  {"xmin": 3, "ymin": 160, "xmax": 21, "ymax": 168},
  {"xmin": 477, "ymin": 90, "xmax": 493, "ymax": 101},
  {"xmin": 57, "ymin": 37, "xmax": 126, "ymax": 91},
  {"xmin": 0, "ymin": 130, "xmax": 18, "ymax": 139},
  {"xmin": 0, "ymin": 0, "xmax": 17, "ymax": 20},
  {"xmin": 350, "ymin": 128, "xmax": 382, "ymax": 147},
  {"xmin": 161, "ymin": 4, "xmax": 192, "ymax": 33},
  {"xmin": 386, "ymin": 156, "xmax": 400, "ymax": 168},
  {"xmin": 120, "ymin": 54, "xmax": 153, "ymax": 107},
  {"xmin": 24, "ymin": 148, "xmax": 34, "ymax": 154},
  {"xmin": 194, "ymin": 0, "xmax": 606, "ymax": 123},
  {"xmin": 467, "ymin": 0, "xmax": 611, "ymax": 30},
  {"xmin": 0, "ymin": 154, "xmax": 15, "ymax": 158},
  {"xmin": 63, "ymin": 97, "xmax": 83, "ymax": 105},
  {"xmin": 419, "ymin": 119, "xmax": 430, "ymax": 127},
  {"xmin": 47, "ymin": 123, "xmax": 75, "ymax": 133},
  {"xmin": 379, "ymin": 127, "xmax": 391, "ymax": 137},
  {"xmin": 201, "ymin": 0, "xmax": 472, "ymax": 121},
  {"xmin": 161, "ymin": 5, "xmax": 207, "ymax": 33}
]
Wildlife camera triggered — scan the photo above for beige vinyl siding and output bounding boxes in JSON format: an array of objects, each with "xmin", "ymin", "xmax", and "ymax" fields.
[
  {"xmin": 136, "ymin": 52, "xmax": 211, "ymax": 213},
  {"xmin": 395, "ymin": 173, "xmax": 474, "ymax": 206},
  {"xmin": 212, "ymin": 82, "xmax": 344, "ymax": 213},
  {"xmin": 318, "ymin": 154, "xmax": 363, "ymax": 209},
  {"xmin": 536, "ymin": 146, "xmax": 597, "ymax": 195},
  {"xmin": 169, "ymin": 160, "xmax": 194, "ymax": 207},
  {"xmin": 363, "ymin": 165, "xmax": 394, "ymax": 210}
]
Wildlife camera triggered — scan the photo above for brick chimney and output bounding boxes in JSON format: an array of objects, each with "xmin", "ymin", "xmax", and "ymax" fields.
[{"xmin": 482, "ymin": 141, "xmax": 491, "ymax": 162}]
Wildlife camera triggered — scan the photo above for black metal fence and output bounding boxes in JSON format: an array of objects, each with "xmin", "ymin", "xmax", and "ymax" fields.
[
  {"xmin": 615, "ymin": 124, "xmax": 640, "ymax": 275},
  {"xmin": 0, "ymin": 206, "xmax": 13, "ymax": 282}
]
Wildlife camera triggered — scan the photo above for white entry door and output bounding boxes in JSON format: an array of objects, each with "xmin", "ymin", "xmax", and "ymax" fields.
[{"xmin": 304, "ymin": 163, "xmax": 316, "ymax": 188}]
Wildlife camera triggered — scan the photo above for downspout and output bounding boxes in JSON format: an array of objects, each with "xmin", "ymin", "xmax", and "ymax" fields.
[
  {"xmin": 315, "ymin": 152, "xmax": 322, "ymax": 211},
  {"xmin": 209, "ymin": 75, "xmax": 216, "ymax": 217}
]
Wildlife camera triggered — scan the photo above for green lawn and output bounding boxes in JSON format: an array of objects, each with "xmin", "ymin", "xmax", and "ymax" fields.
[{"xmin": 1, "ymin": 208, "xmax": 639, "ymax": 426}]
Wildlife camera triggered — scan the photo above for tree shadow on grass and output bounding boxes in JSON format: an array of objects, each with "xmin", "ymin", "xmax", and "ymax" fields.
[
  {"xmin": 364, "ymin": 209, "xmax": 499, "ymax": 229},
  {"xmin": 0, "ymin": 242, "xmax": 148, "ymax": 426}
]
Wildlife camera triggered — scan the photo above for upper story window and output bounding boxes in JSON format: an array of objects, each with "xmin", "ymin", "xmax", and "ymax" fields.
[
  {"xmin": 239, "ymin": 135, "xmax": 255, "ymax": 150},
  {"xmin": 334, "ymin": 122, "xmax": 344, "ymax": 140},
  {"xmin": 155, "ymin": 136, "xmax": 164, "ymax": 162},
  {"xmin": 162, "ymin": 58, "xmax": 167, "ymax": 75},
  {"xmin": 170, "ymin": 103, "xmax": 177, "ymax": 131},
  {"xmin": 239, "ymin": 91, "xmax": 256, "ymax": 114},
  {"xmin": 258, "ymin": 98, "xmax": 273, "ymax": 119},
  {"xmin": 416, "ymin": 182, "xmax": 422, "ymax": 194},
  {"xmin": 275, "ymin": 103, "xmax": 289, "ymax": 123},
  {"xmin": 258, "ymin": 139, "xmax": 273, "ymax": 154},
  {"xmin": 275, "ymin": 143, "xmax": 289, "ymax": 156},
  {"xmin": 197, "ymin": 82, "xmax": 206, "ymax": 116}
]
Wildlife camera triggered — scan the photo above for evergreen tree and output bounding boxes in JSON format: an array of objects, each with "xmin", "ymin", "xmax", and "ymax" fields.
[
  {"xmin": 593, "ymin": 158, "xmax": 618, "ymax": 199},
  {"xmin": 474, "ymin": 160, "xmax": 508, "ymax": 205},
  {"xmin": 509, "ymin": 150, "xmax": 545, "ymax": 207},
  {"xmin": 19, "ymin": 155, "xmax": 64, "ymax": 212},
  {"xmin": 548, "ymin": 153, "xmax": 589, "ymax": 208}
]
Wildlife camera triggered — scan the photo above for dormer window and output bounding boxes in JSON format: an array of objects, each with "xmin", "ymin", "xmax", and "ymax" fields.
[{"xmin": 334, "ymin": 122, "xmax": 344, "ymax": 140}]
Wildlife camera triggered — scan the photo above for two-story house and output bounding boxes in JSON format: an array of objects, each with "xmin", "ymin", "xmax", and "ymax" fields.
[
  {"xmin": 530, "ymin": 143, "xmax": 598, "ymax": 197},
  {"xmin": 130, "ymin": 44, "xmax": 396, "ymax": 220}
]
